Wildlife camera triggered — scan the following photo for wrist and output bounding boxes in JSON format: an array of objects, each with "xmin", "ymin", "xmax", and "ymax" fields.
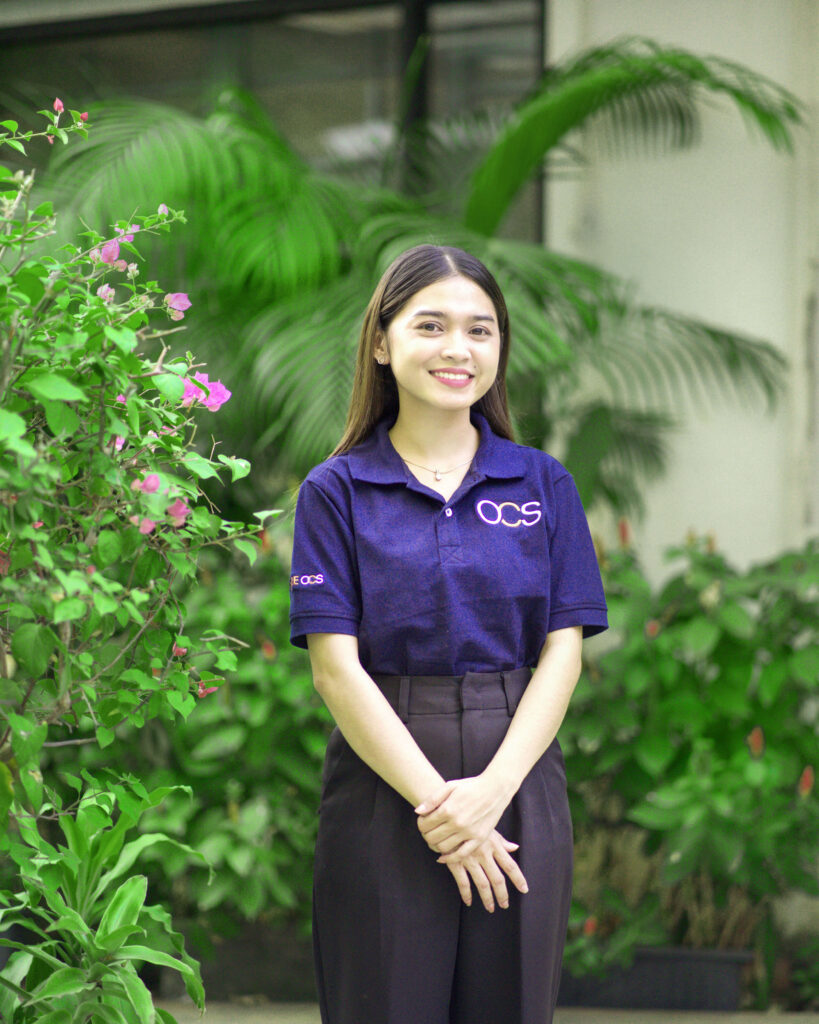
[{"xmin": 481, "ymin": 761, "xmax": 521, "ymax": 807}]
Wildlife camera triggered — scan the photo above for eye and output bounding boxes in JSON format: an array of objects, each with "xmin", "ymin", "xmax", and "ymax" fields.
[{"xmin": 418, "ymin": 322, "xmax": 441, "ymax": 332}]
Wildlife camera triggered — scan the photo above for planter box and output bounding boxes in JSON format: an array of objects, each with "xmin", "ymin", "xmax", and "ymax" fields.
[{"xmin": 557, "ymin": 946, "xmax": 754, "ymax": 1010}]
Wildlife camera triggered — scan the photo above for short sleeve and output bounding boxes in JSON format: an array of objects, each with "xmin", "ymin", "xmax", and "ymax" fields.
[
  {"xmin": 289, "ymin": 478, "xmax": 361, "ymax": 649},
  {"xmin": 548, "ymin": 473, "xmax": 608, "ymax": 638}
]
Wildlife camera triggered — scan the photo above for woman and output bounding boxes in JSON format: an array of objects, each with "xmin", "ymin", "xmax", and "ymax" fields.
[{"xmin": 289, "ymin": 244, "xmax": 607, "ymax": 1024}]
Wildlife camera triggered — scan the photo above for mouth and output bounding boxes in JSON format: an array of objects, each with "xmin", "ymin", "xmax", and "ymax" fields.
[{"xmin": 430, "ymin": 369, "xmax": 474, "ymax": 387}]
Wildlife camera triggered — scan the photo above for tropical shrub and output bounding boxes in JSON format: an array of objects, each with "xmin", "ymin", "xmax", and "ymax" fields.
[
  {"xmin": 0, "ymin": 103, "xmax": 273, "ymax": 1021},
  {"xmin": 562, "ymin": 531, "xmax": 819, "ymax": 1004}
]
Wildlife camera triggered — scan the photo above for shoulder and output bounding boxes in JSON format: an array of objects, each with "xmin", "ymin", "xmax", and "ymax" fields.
[{"xmin": 503, "ymin": 436, "xmax": 573, "ymax": 488}]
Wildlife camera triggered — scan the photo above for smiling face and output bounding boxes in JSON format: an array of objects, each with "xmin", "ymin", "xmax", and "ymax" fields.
[{"xmin": 374, "ymin": 275, "xmax": 501, "ymax": 419}]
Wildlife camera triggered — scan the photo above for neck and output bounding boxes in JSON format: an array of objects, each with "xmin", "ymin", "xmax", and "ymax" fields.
[{"xmin": 389, "ymin": 404, "xmax": 479, "ymax": 466}]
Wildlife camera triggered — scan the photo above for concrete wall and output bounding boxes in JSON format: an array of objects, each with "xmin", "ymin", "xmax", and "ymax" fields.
[{"xmin": 546, "ymin": 0, "xmax": 819, "ymax": 578}]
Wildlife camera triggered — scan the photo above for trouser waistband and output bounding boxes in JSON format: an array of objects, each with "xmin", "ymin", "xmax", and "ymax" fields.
[{"xmin": 371, "ymin": 668, "xmax": 533, "ymax": 723}]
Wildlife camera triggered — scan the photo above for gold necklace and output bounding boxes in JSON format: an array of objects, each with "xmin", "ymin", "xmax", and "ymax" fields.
[{"xmin": 397, "ymin": 453, "xmax": 475, "ymax": 482}]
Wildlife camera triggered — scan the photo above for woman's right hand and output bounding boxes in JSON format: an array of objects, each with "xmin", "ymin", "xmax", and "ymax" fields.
[{"xmin": 444, "ymin": 830, "xmax": 528, "ymax": 913}]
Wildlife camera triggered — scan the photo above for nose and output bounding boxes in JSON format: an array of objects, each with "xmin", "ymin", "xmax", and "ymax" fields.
[{"xmin": 439, "ymin": 329, "xmax": 471, "ymax": 361}]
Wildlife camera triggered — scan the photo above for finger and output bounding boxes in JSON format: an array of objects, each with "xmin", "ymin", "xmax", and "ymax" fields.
[
  {"xmin": 447, "ymin": 863, "xmax": 472, "ymax": 907},
  {"xmin": 493, "ymin": 848, "xmax": 529, "ymax": 894},
  {"xmin": 466, "ymin": 865, "xmax": 495, "ymax": 913},
  {"xmin": 415, "ymin": 781, "xmax": 456, "ymax": 816},
  {"xmin": 437, "ymin": 837, "xmax": 481, "ymax": 864},
  {"xmin": 485, "ymin": 865, "xmax": 509, "ymax": 910}
]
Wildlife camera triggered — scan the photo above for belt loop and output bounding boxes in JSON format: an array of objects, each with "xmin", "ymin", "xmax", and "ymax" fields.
[
  {"xmin": 398, "ymin": 677, "xmax": 411, "ymax": 723},
  {"xmin": 501, "ymin": 672, "xmax": 517, "ymax": 716}
]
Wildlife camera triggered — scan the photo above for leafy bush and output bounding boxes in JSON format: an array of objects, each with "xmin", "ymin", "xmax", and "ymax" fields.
[
  {"xmin": 0, "ymin": 102, "xmax": 273, "ymax": 1021},
  {"xmin": 562, "ymin": 532, "xmax": 819, "ymax": 1002}
]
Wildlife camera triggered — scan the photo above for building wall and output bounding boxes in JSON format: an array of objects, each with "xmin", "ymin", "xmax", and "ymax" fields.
[{"xmin": 547, "ymin": 0, "xmax": 819, "ymax": 578}]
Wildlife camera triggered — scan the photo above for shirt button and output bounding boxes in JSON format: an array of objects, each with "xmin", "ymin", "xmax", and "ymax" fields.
[{"xmin": 445, "ymin": 508, "xmax": 453, "ymax": 517}]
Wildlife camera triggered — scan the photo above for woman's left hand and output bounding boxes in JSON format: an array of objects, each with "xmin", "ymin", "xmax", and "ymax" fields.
[{"xmin": 414, "ymin": 774, "xmax": 513, "ymax": 862}]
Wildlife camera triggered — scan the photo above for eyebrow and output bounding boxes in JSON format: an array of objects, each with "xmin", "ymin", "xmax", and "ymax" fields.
[{"xmin": 410, "ymin": 309, "xmax": 496, "ymax": 323}]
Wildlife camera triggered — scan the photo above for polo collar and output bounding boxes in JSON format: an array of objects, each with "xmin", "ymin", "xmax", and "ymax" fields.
[{"xmin": 347, "ymin": 412, "xmax": 526, "ymax": 484}]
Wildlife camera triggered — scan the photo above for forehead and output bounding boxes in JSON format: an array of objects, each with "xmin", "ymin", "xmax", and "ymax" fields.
[{"xmin": 398, "ymin": 275, "xmax": 497, "ymax": 320}]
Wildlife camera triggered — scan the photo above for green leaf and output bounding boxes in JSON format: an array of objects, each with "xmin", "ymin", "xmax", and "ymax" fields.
[
  {"xmin": 0, "ymin": 408, "xmax": 26, "ymax": 441},
  {"xmin": 718, "ymin": 601, "xmax": 754, "ymax": 639},
  {"xmin": 111, "ymin": 944, "xmax": 195, "ymax": 978},
  {"xmin": 53, "ymin": 597, "xmax": 85, "ymax": 623},
  {"xmin": 104, "ymin": 325, "xmax": 138, "ymax": 353},
  {"xmin": 97, "ymin": 875, "xmax": 148, "ymax": 942},
  {"xmin": 28, "ymin": 966, "xmax": 89, "ymax": 1001},
  {"xmin": 10, "ymin": 623, "xmax": 58, "ymax": 677},
  {"xmin": 167, "ymin": 690, "xmax": 196, "ymax": 718},
  {"xmin": 180, "ymin": 450, "xmax": 222, "ymax": 480},
  {"xmin": 633, "ymin": 731, "xmax": 676, "ymax": 776},
  {"xmin": 1, "ymin": 120, "xmax": 19, "ymax": 131},
  {"xmin": 154, "ymin": 373, "xmax": 185, "ymax": 403},
  {"xmin": 96, "ymin": 725, "xmax": 115, "ymax": 748},
  {"xmin": 23, "ymin": 372, "xmax": 86, "ymax": 402},
  {"xmin": 680, "ymin": 618, "xmax": 720, "ymax": 658},
  {"xmin": 189, "ymin": 724, "xmax": 246, "ymax": 761},
  {"xmin": 252, "ymin": 509, "xmax": 281, "ymax": 522},
  {"xmin": 217, "ymin": 454, "xmax": 251, "ymax": 480},
  {"xmin": 95, "ymin": 530, "xmax": 122, "ymax": 567},
  {"xmin": 42, "ymin": 399, "xmax": 81, "ymax": 437},
  {"xmin": 234, "ymin": 538, "xmax": 258, "ymax": 566},
  {"xmin": 111, "ymin": 966, "xmax": 154, "ymax": 1022}
]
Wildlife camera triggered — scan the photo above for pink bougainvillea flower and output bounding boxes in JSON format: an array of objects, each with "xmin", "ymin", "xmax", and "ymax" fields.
[
  {"xmin": 47, "ymin": 136, "xmax": 55, "ymax": 145},
  {"xmin": 261, "ymin": 639, "xmax": 276, "ymax": 660},
  {"xmin": 798, "ymin": 765, "xmax": 815, "ymax": 798},
  {"xmin": 645, "ymin": 619, "xmax": 660, "ymax": 638},
  {"xmin": 115, "ymin": 393, "xmax": 126, "ymax": 403},
  {"xmin": 32, "ymin": 520, "xmax": 44, "ymax": 529},
  {"xmin": 158, "ymin": 203, "xmax": 169, "ymax": 215},
  {"xmin": 100, "ymin": 239, "xmax": 120, "ymax": 264},
  {"xmin": 172, "ymin": 643, "xmax": 188, "ymax": 657},
  {"xmin": 582, "ymin": 916, "xmax": 598, "ymax": 937},
  {"xmin": 127, "ymin": 262, "xmax": 138, "ymax": 276},
  {"xmin": 53, "ymin": 98, "xmax": 64, "ymax": 113},
  {"xmin": 138, "ymin": 517, "xmax": 156, "ymax": 535},
  {"xmin": 89, "ymin": 248, "xmax": 101, "ymax": 261},
  {"xmin": 86, "ymin": 564, "xmax": 96, "ymax": 575},
  {"xmin": 114, "ymin": 259, "xmax": 128, "ymax": 272},
  {"xmin": 167, "ymin": 497, "xmax": 191, "ymax": 527},
  {"xmin": 114, "ymin": 435, "xmax": 125, "ymax": 451},
  {"xmin": 80, "ymin": 111, "xmax": 88, "ymax": 122},
  {"xmin": 165, "ymin": 292, "xmax": 191, "ymax": 312},
  {"xmin": 197, "ymin": 681, "xmax": 219, "ymax": 698},
  {"xmin": 96, "ymin": 284, "xmax": 115, "ymax": 304},
  {"xmin": 168, "ymin": 309, "xmax": 184, "ymax": 321},
  {"xmin": 128, "ymin": 515, "xmax": 140, "ymax": 526},
  {"xmin": 142, "ymin": 473, "xmax": 160, "ymax": 493},
  {"xmin": 181, "ymin": 372, "xmax": 232, "ymax": 412}
]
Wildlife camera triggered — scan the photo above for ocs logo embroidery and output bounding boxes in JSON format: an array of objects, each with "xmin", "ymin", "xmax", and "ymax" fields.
[
  {"xmin": 291, "ymin": 573, "xmax": 325, "ymax": 587},
  {"xmin": 476, "ymin": 500, "xmax": 542, "ymax": 528}
]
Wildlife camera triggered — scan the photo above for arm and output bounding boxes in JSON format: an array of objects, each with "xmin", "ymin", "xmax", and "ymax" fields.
[
  {"xmin": 307, "ymin": 632, "xmax": 528, "ymax": 910},
  {"xmin": 416, "ymin": 625, "xmax": 583, "ymax": 861},
  {"xmin": 307, "ymin": 632, "xmax": 444, "ymax": 805}
]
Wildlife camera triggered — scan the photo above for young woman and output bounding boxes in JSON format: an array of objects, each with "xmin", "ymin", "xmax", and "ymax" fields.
[{"xmin": 289, "ymin": 244, "xmax": 608, "ymax": 1024}]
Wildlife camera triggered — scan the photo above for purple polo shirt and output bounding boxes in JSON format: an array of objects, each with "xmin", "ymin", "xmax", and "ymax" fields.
[{"xmin": 289, "ymin": 413, "xmax": 607, "ymax": 675}]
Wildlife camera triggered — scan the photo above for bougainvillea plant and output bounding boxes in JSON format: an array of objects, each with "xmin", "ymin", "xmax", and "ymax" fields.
[{"xmin": 0, "ymin": 101, "xmax": 276, "ymax": 1022}]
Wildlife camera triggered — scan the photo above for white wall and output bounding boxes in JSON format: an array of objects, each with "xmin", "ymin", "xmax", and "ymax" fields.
[{"xmin": 547, "ymin": 0, "xmax": 819, "ymax": 578}]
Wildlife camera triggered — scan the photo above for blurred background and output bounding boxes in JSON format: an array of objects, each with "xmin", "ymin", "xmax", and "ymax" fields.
[{"xmin": 3, "ymin": 0, "xmax": 818, "ymax": 1012}]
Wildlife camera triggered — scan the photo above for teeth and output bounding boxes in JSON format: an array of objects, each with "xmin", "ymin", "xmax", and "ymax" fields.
[{"xmin": 433, "ymin": 372, "xmax": 471, "ymax": 380}]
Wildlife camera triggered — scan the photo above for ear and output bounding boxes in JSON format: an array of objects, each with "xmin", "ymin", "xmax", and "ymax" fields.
[{"xmin": 374, "ymin": 332, "xmax": 389, "ymax": 365}]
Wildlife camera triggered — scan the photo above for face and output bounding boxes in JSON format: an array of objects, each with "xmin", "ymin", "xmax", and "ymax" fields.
[{"xmin": 375, "ymin": 275, "xmax": 501, "ymax": 417}]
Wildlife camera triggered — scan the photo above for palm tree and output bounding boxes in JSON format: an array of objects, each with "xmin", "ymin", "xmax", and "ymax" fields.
[{"xmin": 43, "ymin": 38, "xmax": 800, "ymax": 514}]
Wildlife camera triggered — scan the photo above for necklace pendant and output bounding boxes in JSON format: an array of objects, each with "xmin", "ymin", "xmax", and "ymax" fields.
[{"xmin": 434, "ymin": 469, "xmax": 442, "ymax": 481}]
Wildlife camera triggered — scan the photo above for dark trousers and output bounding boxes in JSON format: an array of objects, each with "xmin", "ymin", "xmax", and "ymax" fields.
[{"xmin": 312, "ymin": 669, "xmax": 573, "ymax": 1024}]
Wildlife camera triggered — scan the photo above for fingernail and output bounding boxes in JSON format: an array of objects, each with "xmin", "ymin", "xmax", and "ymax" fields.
[
  {"xmin": 522, "ymin": 884, "xmax": 529, "ymax": 893},
  {"xmin": 500, "ymin": 901, "xmax": 509, "ymax": 909}
]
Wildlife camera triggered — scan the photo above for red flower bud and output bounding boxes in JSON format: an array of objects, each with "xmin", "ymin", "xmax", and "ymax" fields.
[
  {"xmin": 645, "ymin": 619, "xmax": 660, "ymax": 638},
  {"xmin": 53, "ymin": 98, "xmax": 64, "ymax": 113},
  {"xmin": 617, "ymin": 517, "xmax": 630, "ymax": 548},
  {"xmin": 798, "ymin": 766, "xmax": 815, "ymax": 798},
  {"xmin": 86, "ymin": 564, "xmax": 96, "ymax": 575},
  {"xmin": 80, "ymin": 111, "xmax": 88, "ymax": 122},
  {"xmin": 172, "ymin": 643, "xmax": 188, "ymax": 657},
  {"xmin": 747, "ymin": 726, "xmax": 765, "ymax": 759},
  {"xmin": 261, "ymin": 639, "xmax": 276, "ymax": 660},
  {"xmin": 582, "ymin": 915, "xmax": 598, "ymax": 937},
  {"xmin": 258, "ymin": 529, "xmax": 272, "ymax": 554}
]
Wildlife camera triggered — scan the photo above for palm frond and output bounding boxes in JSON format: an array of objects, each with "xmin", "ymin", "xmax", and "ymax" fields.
[
  {"xmin": 465, "ymin": 37, "xmax": 803, "ymax": 235},
  {"xmin": 563, "ymin": 403, "xmax": 673, "ymax": 515}
]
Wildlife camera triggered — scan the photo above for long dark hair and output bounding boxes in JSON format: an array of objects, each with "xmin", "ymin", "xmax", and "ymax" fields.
[{"xmin": 331, "ymin": 244, "xmax": 515, "ymax": 455}]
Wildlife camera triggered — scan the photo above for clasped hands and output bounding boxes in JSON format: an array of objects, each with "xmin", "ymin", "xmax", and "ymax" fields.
[{"xmin": 414, "ymin": 774, "xmax": 528, "ymax": 913}]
